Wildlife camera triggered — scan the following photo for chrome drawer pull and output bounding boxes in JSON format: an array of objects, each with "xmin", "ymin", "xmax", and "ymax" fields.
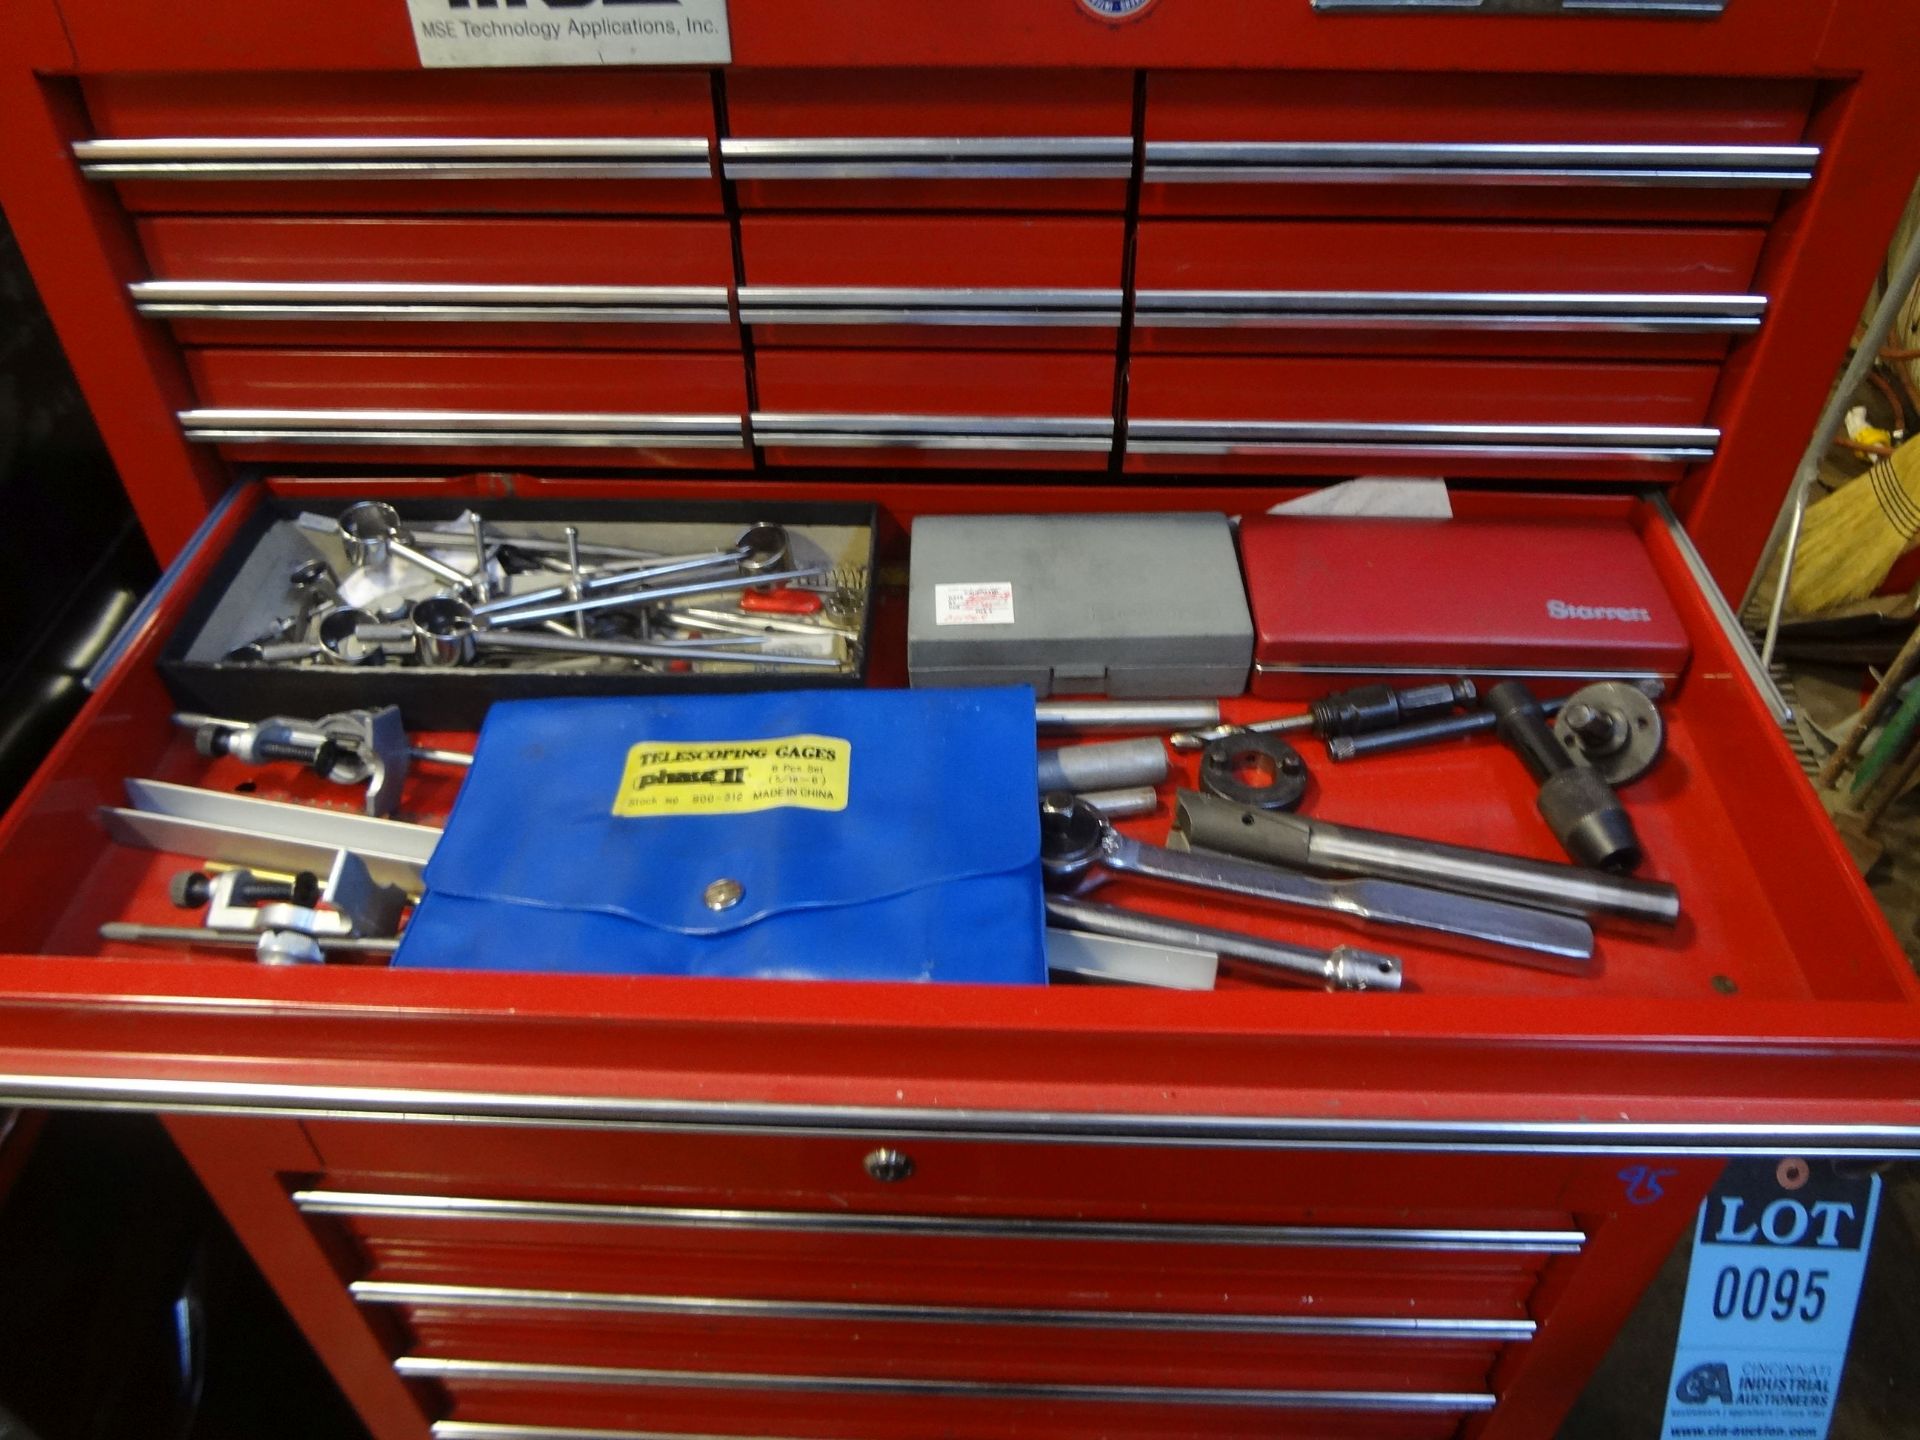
[
  {"xmin": 74, "ymin": 135, "xmax": 713, "ymax": 181},
  {"xmin": 1143, "ymin": 141, "xmax": 1817, "ymax": 188},
  {"xmin": 1133, "ymin": 289, "xmax": 1765, "ymax": 334},
  {"xmin": 294, "ymin": 1188, "xmax": 1585, "ymax": 1252},
  {"xmin": 739, "ymin": 286, "xmax": 1122, "ymax": 328},
  {"xmin": 132, "ymin": 281, "xmax": 731, "ymax": 326},
  {"xmin": 352, "ymin": 1279, "xmax": 1537, "ymax": 1341},
  {"xmin": 1125, "ymin": 419, "xmax": 1718, "ymax": 463},
  {"xmin": 179, "ymin": 408, "xmax": 746, "ymax": 451},
  {"xmin": 751, "ymin": 411, "xmax": 1113, "ymax": 453},
  {"xmin": 1316, "ymin": 0, "xmax": 1727, "ymax": 12},
  {"xmin": 394, "ymin": 1356, "xmax": 1497, "ymax": 1412},
  {"xmin": 720, "ymin": 136, "xmax": 1133, "ymax": 181}
]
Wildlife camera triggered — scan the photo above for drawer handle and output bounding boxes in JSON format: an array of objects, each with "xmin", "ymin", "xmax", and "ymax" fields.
[
  {"xmin": 1316, "ymin": 0, "xmax": 1727, "ymax": 12},
  {"xmin": 1125, "ymin": 419, "xmax": 1718, "ymax": 463},
  {"xmin": 1132, "ymin": 289, "xmax": 1766, "ymax": 334},
  {"xmin": 294, "ymin": 1188, "xmax": 1584, "ymax": 1252},
  {"xmin": 178, "ymin": 408, "xmax": 746, "ymax": 451},
  {"xmin": 862, "ymin": 1146, "xmax": 913, "ymax": 1182},
  {"xmin": 74, "ymin": 135, "xmax": 714, "ymax": 182},
  {"xmin": 739, "ymin": 286, "xmax": 1123, "ymax": 329},
  {"xmin": 352, "ymin": 1279, "xmax": 1537, "ymax": 1341},
  {"xmin": 393, "ymin": 1356, "xmax": 1497, "ymax": 1412},
  {"xmin": 752, "ymin": 412, "xmax": 1114, "ymax": 453},
  {"xmin": 1143, "ymin": 141, "xmax": 1817, "ymax": 189},
  {"xmin": 132, "ymin": 281, "xmax": 732, "ymax": 326},
  {"xmin": 721, "ymin": 136, "xmax": 1133, "ymax": 182}
]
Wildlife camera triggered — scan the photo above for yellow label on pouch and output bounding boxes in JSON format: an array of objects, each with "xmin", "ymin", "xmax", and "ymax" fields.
[{"xmin": 612, "ymin": 735, "xmax": 852, "ymax": 817}]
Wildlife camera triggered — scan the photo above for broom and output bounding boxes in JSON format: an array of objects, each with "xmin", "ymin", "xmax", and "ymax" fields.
[{"xmin": 1785, "ymin": 433, "xmax": 1920, "ymax": 614}]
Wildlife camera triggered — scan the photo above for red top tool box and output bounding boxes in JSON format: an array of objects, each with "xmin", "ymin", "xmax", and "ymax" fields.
[{"xmin": 3, "ymin": 2, "xmax": 1920, "ymax": 1436}]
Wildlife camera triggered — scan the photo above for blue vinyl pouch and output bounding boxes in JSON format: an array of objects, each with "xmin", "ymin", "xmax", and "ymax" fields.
[{"xmin": 393, "ymin": 688, "xmax": 1046, "ymax": 984}]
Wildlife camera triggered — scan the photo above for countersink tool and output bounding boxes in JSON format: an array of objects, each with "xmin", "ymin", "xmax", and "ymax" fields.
[
  {"xmin": 1486, "ymin": 680, "xmax": 1642, "ymax": 873},
  {"xmin": 1173, "ymin": 790, "xmax": 1679, "ymax": 929},
  {"xmin": 1038, "ymin": 794, "xmax": 1594, "ymax": 972},
  {"xmin": 1170, "ymin": 680, "xmax": 1475, "ymax": 752}
]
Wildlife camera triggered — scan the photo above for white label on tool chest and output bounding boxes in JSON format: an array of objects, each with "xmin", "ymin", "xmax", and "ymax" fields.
[
  {"xmin": 934, "ymin": 582, "xmax": 1016, "ymax": 626},
  {"xmin": 1659, "ymin": 1160, "xmax": 1880, "ymax": 1440},
  {"xmin": 407, "ymin": 0, "xmax": 731, "ymax": 68}
]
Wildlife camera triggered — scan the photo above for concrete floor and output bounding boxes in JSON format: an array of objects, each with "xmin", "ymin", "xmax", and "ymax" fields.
[{"xmin": 1559, "ymin": 1167, "xmax": 1920, "ymax": 1438}]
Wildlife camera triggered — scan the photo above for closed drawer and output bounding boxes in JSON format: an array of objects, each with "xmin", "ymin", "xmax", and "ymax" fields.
[
  {"xmin": 74, "ymin": 72, "xmax": 721, "ymax": 215},
  {"xmin": 1142, "ymin": 73, "xmax": 1816, "ymax": 222},
  {"xmin": 422, "ymin": 1373, "xmax": 1473, "ymax": 1440},
  {"xmin": 752, "ymin": 350, "xmax": 1115, "ymax": 470},
  {"xmin": 1133, "ymin": 220, "xmax": 1769, "ymax": 360},
  {"xmin": 723, "ymin": 71, "xmax": 1134, "ymax": 212},
  {"xmin": 131, "ymin": 217, "xmax": 735, "ymax": 350},
  {"xmin": 179, "ymin": 349, "xmax": 750, "ymax": 469},
  {"xmin": 1124, "ymin": 355, "xmax": 1718, "ymax": 482},
  {"xmin": 739, "ymin": 215, "xmax": 1124, "ymax": 350}
]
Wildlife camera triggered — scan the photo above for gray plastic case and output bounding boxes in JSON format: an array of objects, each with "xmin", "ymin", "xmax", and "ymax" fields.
[{"xmin": 908, "ymin": 512, "xmax": 1253, "ymax": 697}]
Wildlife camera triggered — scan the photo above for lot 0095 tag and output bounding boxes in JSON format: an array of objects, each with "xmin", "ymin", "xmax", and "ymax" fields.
[
  {"xmin": 613, "ymin": 735, "xmax": 851, "ymax": 817},
  {"xmin": 1660, "ymin": 1159, "xmax": 1881, "ymax": 1440}
]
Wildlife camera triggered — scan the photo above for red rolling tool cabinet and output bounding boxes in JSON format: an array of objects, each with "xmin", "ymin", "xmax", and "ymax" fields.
[{"xmin": 3, "ymin": 2, "xmax": 1920, "ymax": 1436}]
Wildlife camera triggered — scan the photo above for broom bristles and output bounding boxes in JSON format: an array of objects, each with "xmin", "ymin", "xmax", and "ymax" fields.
[{"xmin": 1788, "ymin": 437, "xmax": 1920, "ymax": 614}]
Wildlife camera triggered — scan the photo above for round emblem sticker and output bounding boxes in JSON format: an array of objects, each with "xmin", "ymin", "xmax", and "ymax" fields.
[{"xmin": 1079, "ymin": 0, "xmax": 1159, "ymax": 20}]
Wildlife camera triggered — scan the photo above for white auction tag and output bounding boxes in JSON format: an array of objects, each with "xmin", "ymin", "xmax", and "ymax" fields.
[
  {"xmin": 1660, "ymin": 1159, "xmax": 1880, "ymax": 1440},
  {"xmin": 406, "ymin": 0, "xmax": 731, "ymax": 68},
  {"xmin": 933, "ymin": 582, "xmax": 1016, "ymax": 627}
]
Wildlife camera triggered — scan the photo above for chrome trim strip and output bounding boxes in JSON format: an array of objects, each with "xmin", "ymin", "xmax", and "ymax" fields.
[
  {"xmin": 1133, "ymin": 290, "xmax": 1765, "ymax": 333},
  {"xmin": 751, "ymin": 411, "xmax": 1113, "ymax": 452},
  {"xmin": 392, "ymin": 1357, "xmax": 1495, "ymax": 1412},
  {"xmin": 1125, "ymin": 419, "xmax": 1717, "ymax": 463},
  {"xmin": 739, "ymin": 286, "xmax": 1122, "ymax": 328},
  {"xmin": 304, "ymin": 1191, "xmax": 1582, "ymax": 1252},
  {"xmin": 1142, "ymin": 142, "xmax": 1817, "ymax": 188},
  {"xmin": 352, "ymin": 1280, "xmax": 1536, "ymax": 1340},
  {"xmin": 75, "ymin": 136, "xmax": 712, "ymax": 181},
  {"xmin": 178, "ymin": 408, "xmax": 746, "ymax": 450},
  {"xmin": 181, "ymin": 429, "xmax": 747, "ymax": 452},
  {"xmin": 720, "ymin": 136, "xmax": 1132, "ymax": 180},
  {"xmin": 0, "ymin": 1078, "xmax": 1912, "ymax": 1156},
  {"xmin": 132, "ymin": 281, "xmax": 731, "ymax": 325},
  {"xmin": 1648, "ymin": 491, "xmax": 1792, "ymax": 724},
  {"xmin": 178, "ymin": 408, "xmax": 741, "ymax": 435}
]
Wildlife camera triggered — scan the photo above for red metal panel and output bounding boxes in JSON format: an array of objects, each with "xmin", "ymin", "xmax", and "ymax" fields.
[
  {"xmin": 1132, "ymin": 219, "xmax": 1769, "ymax": 360},
  {"xmin": 47, "ymin": 0, "xmax": 1840, "ymax": 76},
  {"xmin": 725, "ymin": 70, "xmax": 1133, "ymax": 212},
  {"xmin": 753, "ymin": 349, "xmax": 1115, "ymax": 470},
  {"xmin": 741, "ymin": 214, "xmax": 1123, "ymax": 350},
  {"xmin": 133, "ymin": 215, "xmax": 737, "ymax": 350},
  {"xmin": 1124, "ymin": 355, "xmax": 1720, "ymax": 482},
  {"xmin": 1142, "ymin": 73, "xmax": 1814, "ymax": 222},
  {"xmin": 182, "ymin": 348, "xmax": 751, "ymax": 469},
  {"xmin": 79, "ymin": 71, "xmax": 722, "ymax": 215}
]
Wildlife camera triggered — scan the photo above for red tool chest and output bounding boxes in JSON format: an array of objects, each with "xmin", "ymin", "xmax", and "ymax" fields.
[{"xmin": 3, "ymin": 2, "xmax": 1920, "ymax": 1437}]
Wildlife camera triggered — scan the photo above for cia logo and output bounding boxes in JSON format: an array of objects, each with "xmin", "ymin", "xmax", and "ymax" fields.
[
  {"xmin": 1078, "ymin": 0, "xmax": 1158, "ymax": 21},
  {"xmin": 1675, "ymin": 1362, "xmax": 1734, "ymax": 1406}
]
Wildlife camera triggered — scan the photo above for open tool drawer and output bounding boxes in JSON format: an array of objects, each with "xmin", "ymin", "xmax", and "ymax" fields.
[
  {"xmin": 0, "ymin": 476, "xmax": 1912, "ymax": 1440},
  {"xmin": 0, "ymin": 474, "xmax": 1914, "ymax": 1436}
]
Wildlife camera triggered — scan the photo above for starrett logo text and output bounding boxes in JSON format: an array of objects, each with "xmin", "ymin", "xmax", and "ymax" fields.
[{"xmin": 1547, "ymin": 598, "xmax": 1654, "ymax": 623}]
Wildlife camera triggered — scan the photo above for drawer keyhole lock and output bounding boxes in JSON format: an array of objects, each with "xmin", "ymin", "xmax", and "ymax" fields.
[{"xmin": 863, "ymin": 1147, "xmax": 914, "ymax": 1183}]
